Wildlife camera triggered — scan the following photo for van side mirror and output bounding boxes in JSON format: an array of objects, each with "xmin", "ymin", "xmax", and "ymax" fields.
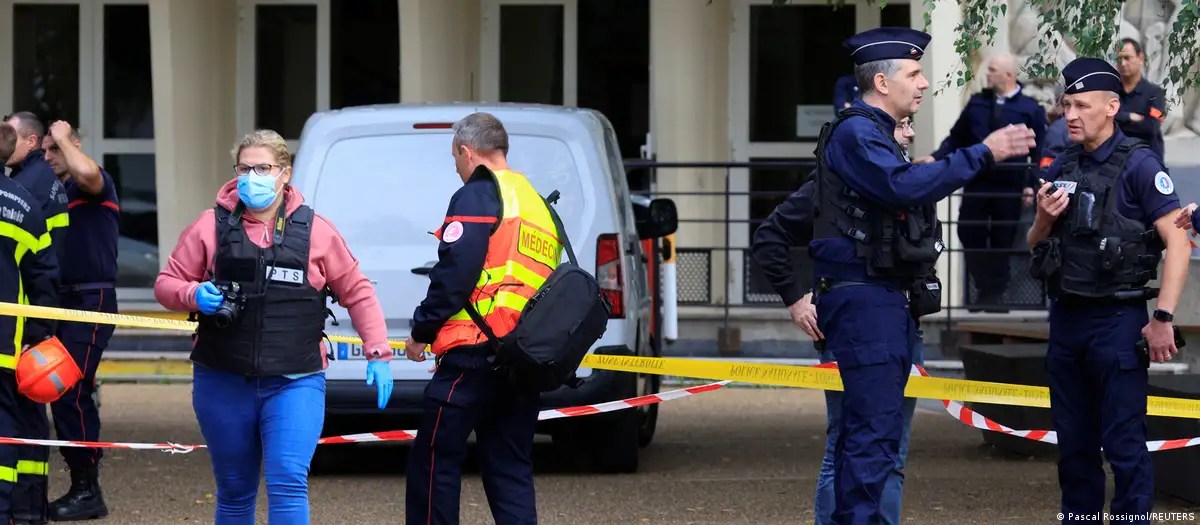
[{"xmin": 633, "ymin": 197, "xmax": 678, "ymax": 240}]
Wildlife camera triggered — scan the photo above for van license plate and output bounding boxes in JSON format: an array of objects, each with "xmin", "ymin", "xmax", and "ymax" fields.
[{"xmin": 332, "ymin": 342, "xmax": 366, "ymax": 360}]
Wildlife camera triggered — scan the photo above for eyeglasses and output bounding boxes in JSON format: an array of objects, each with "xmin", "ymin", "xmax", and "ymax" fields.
[{"xmin": 234, "ymin": 163, "xmax": 284, "ymax": 177}]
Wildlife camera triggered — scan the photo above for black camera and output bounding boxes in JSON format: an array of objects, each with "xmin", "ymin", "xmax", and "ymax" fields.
[{"xmin": 211, "ymin": 281, "xmax": 245, "ymax": 329}]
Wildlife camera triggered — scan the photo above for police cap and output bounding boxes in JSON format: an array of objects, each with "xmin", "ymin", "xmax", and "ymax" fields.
[
  {"xmin": 1062, "ymin": 57, "xmax": 1122, "ymax": 95},
  {"xmin": 844, "ymin": 27, "xmax": 931, "ymax": 65}
]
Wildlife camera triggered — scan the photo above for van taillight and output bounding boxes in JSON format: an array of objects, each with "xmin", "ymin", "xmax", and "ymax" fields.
[
  {"xmin": 413, "ymin": 122, "xmax": 453, "ymax": 129},
  {"xmin": 596, "ymin": 233, "xmax": 624, "ymax": 318}
]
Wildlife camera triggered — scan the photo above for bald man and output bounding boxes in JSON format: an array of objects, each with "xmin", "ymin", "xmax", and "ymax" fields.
[{"xmin": 921, "ymin": 52, "xmax": 1046, "ymax": 312}]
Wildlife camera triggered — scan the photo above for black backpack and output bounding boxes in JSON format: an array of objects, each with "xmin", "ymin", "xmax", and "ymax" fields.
[{"xmin": 465, "ymin": 190, "xmax": 611, "ymax": 392}]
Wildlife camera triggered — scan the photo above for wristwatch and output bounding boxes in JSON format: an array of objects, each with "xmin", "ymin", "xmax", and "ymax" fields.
[{"xmin": 1153, "ymin": 309, "xmax": 1174, "ymax": 323}]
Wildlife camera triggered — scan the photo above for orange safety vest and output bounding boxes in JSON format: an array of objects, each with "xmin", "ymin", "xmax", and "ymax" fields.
[{"xmin": 431, "ymin": 169, "xmax": 563, "ymax": 355}]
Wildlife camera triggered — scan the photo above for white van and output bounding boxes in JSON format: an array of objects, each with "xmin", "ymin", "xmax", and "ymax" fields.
[{"xmin": 289, "ymin": 102, "xmax": 677, "ymax": 473}]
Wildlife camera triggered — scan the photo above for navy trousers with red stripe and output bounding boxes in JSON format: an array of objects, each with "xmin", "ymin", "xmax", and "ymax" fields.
[
  {"xmin": 51, "ymin": 288, "xmax": 116, "ymax": 470},
  {"xmin": 405, "ymin": 345, "xmax": 538, "ymax": 525}
]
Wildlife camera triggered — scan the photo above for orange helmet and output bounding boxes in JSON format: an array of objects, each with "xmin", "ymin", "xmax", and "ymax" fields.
[{"xmin": 17, "ymin": 337, "xmax": 82, "ymax": 403}]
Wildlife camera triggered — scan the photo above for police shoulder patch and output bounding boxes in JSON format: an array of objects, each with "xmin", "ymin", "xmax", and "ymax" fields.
[
  {"xmin": 1154, "ymin": 171, "xmax": 1174, "ymax": 195},
  {"xmin": 442, "ymin": 221, "xmax": 464, "ymax": 243}
]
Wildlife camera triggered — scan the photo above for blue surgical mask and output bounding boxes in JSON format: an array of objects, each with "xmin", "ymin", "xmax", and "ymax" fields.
[{"xmin": 236, "ymin": 174, "xmax": 279, "ymax": 210}]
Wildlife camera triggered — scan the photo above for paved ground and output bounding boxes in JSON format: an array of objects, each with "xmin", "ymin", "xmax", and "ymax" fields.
[{"xmin": 37, "ymin": 383, "xmax": 1200, "ymax": 524}]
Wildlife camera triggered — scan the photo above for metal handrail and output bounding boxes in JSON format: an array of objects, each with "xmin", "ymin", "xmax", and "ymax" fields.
[{"xmin": 625, "ymin": 158, "xmax": 1047, "ymax": 328}]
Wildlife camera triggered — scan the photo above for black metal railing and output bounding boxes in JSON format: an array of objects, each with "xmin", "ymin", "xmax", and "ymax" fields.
[{"xmin": 625, "ymin": 159, "xmax": 1048, "ymax": 326}]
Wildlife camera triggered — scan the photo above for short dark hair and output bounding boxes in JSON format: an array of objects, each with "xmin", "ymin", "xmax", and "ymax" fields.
[
  {"xmin": 0, "ymin": 124, "xmax": 16, "ymax": 162},
  {"xmin": 1120, "ymin": 38, "xmax": 1144, "ymax": 57},
  {"xmin": 4, "ymin": 111, "xmax": 43, "ymax": 139}
]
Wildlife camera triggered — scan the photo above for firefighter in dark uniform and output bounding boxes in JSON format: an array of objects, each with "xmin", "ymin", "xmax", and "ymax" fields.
[
  {"xmin": 1028, "ymin": 57, "xmax": 1189, "ymax": 525},
  {"xmin": 833, "ymin": 74, "xmax": 859, "ymax": 113},
  {"xmin": 812, "ymin": 27, "xmax": 1035, "ymax": 524},
  {"xmin": 40, "ymin": 121, "xmax": 118, "ymax": 521},
  {"xmin": 403, "ymin": 112, "xmax": 561, "ymax": 525},
  {"xmin": 3, "ymin": 112, "xmax": 67, "ymax": 525},
  {"xmin": 1115, "ymin": 38, "xmax": 1167, "ymax": 158},
  {"xmin": 920, "ymin": 53, "xmax": 1046, "ymax": 310},
  {"xmin": 0, "ymin": 122, "xmax": 61, "ymax": 525}
]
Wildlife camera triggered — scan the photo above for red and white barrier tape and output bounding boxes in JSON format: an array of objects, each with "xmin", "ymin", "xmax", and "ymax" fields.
[
  {"xmin": 815, "ymin": 362, "xmax": 1200, "ymax": 452},
  {"xmin": 0, "ymin": 380, "xmax": 730, "ymax": 454}
]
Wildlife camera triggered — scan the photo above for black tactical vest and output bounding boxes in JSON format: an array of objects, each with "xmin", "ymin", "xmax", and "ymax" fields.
[
  {"xmin": 191, "ymin": 200, "xmax": 329, "ymax": 376},
  {"xmin": 813, "ymin": 107, "xmax": 944, "ymax": 281},
  {"xmin": 1048, "ymin": 138, "xmax": 1163, "ymax": 299}
]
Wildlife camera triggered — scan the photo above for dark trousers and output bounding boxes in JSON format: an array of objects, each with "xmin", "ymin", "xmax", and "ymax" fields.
[
  {"xmin": 405, "ymin": 345, "xmax": 539, "ymax": 525},
  {"xmin": 11, "ymin": 394, "xmax": 48, "ymax": 522},
  {"xmin": 1047, "ymin": 302, "xmax": 1153, "ymax": 524},
  {"xmin": 0, "ymin": 371, "xmax": 24, "ymax": 522},
  {"xmin": 814, "ymin": 283, "xmax": 918, "ymax": 525},
  {"xmin": 51, "ymin": 288, "xmax": 116, "ymax": 471},
  {"xmin": 957, "ymin": 187, "xmax": 1023, "ymax": 299}
]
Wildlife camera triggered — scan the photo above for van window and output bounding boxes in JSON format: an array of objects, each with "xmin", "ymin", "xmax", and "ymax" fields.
[
  {"xmin": 309, "ymin": 131, "xmax": 589, "ymax": 323},
  {"xmin": 312, "ymin": 132, "xmax": 587, "ymax": 248}
]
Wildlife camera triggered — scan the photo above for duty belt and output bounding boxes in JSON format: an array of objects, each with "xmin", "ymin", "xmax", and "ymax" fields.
[
  {"xmin": 816, "ymin": 278, "xmax": 910, "ymax": 300},
  {"xmin": 60, "ymin": 282, "xmax": 115, "ymax": 293}
]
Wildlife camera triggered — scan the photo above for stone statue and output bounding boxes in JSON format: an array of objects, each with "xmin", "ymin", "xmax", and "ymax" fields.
[{"xmin": 985, "ymin": 0, "xmax": 1199, "ymax": 137}]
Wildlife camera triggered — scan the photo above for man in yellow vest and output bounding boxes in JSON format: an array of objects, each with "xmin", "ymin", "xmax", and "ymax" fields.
[{"xmin": 404, "ymin": 112, "xmax": 561, "ymax": 525}]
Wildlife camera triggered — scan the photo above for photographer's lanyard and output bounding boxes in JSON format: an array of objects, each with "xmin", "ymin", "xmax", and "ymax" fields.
[{"xmin": 255, "ymin": 195, "xmax": 289, "ymax": 296}]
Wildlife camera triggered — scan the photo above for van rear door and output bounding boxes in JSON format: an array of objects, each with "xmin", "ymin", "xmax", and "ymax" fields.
[
  {"xmin": 305, "ymin": 119, "xmax": 595, "ymax": 381},
  {"xmin": 308, "ymin": 131, "xmax": 462, "ymax": 380}
]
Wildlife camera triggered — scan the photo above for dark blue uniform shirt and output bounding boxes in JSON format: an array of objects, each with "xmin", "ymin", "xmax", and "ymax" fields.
[
  {"xmin": 1117, "ymin": 77, "xmax": 1167, "ymax": 158},
  {"xmin": 751, "ymin": 180, "xmax": 815, "ymax": 306},
  {"xmin": 1042, "ymin": 127, "xmax": 1178, "ymax": 228},
  {"xmin": 811, "ymin": 99, "xmax": 995, "ymax": 282},
  {"xmin": 62, "ymin": 168, "xmax": 120, "ymax": 285},
  {"xmin": 9, "ymin": 149, "xmax": 69, "ymax": 254},
  {"xmin": 1040, "ymin": 118, "xmax": 1071, "ymax": 169},
  {"xmin": 410, "ymin": 169, "xmax": 502, "ymax": 344},
  {"xmin": 932, "ymin": 87, "xmax": 1046, "ymax": 188},
  {"xmin": 0, "ymin": 176, "xmax": 59, "ymax": 347},
  {"xmin": 833, "ymin": 75, "xmax": 859, "ymax": 113}
]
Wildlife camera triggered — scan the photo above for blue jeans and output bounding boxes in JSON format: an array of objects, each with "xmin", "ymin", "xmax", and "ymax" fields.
[
  {"xmin": 814, "ymin": 333, "xmax": 924, "ymax": 525},
  {"xmin": 192, "ymin": 364, "xmax": 326, "ymax": 525}
]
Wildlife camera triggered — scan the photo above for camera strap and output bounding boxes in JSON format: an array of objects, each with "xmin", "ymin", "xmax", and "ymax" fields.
[{"xmin": 271, "ymin": 194, "xmax": 288, "ymax": 246}]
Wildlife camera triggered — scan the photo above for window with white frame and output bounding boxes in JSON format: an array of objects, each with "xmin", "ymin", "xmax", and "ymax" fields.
[{"xmin": 5, "ymin": 0, "xmax": 158, "ymax": 289}]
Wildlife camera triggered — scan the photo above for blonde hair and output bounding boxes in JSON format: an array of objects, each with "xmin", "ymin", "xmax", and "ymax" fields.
[{"xmin": 231, "ymin": 129, "xmax": 292, "ymax": 167}]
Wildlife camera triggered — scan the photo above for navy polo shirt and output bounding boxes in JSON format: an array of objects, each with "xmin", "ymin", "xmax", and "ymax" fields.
[
  {"xmin": 1042, "ymin": 127, "xmax": 1178, "ymax": 228},
  {"xmin": 62, "ymin": 168, "xmax": 120, "ymax": 285},
  {"xmin": 931, "ymin": 86, "xmax": 1047, "ymax": 188},
  {"xmin": 1116, "ymin": 77, "xmax": 1167, "ymax": 158}
]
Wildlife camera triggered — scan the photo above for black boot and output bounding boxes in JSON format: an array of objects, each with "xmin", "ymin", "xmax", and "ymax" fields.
[{"xmin": 48, "ymin": 467, "xmax": 107, "ymax": 521}]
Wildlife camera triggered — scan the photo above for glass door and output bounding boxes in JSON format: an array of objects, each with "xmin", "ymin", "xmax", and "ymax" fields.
[
  {"xmin": 0, "ymin": 0, "xmax": 159, "ymax": 295},
  {"xmin": 480, "ymin": 0, "xmax": 578, "ymax": 106}
]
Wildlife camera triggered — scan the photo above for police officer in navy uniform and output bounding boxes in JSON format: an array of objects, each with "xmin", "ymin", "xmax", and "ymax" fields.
[
  {"xmin": 752, "ymin": 116, "xmax": 922, "ymax": 525},
  {"xmin": 40, "ymin": 121, "xmax": 118, "ymax": 522},
  {"xmin": 3, "ymin": 112, "xmax": 67, "ymax": 525},
  {"xmin": 1027, "ymin": 57, "xmax": 1189, "ymax": 525},
  {"xmin": 1114, "ymin": 38, "xmax": 1167, "ymax": 158},
  {"xmin": 833, "ymin": 74, "xmax": 859, "ymax": 113},
  {"xmin": 0, "ymin": 122, "xmax": 60, "ymax": 525},
  {"xmin": 812, "ymin": 27, "xmax": 1035, "ymax": 524},
  {"xmin": 919, "ymin": 53, "xmax": 1046, "ymax": 311}
]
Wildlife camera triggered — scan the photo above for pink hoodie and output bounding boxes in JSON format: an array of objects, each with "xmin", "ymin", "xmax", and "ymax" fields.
[{"xmin": 154, "ymin": 180, "xmax": 393, "ymax": 364}]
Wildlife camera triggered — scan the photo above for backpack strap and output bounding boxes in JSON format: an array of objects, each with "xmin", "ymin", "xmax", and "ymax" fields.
[{"xmin": 464, "ymin": 189, "xmax": 576, "ymax": 350}]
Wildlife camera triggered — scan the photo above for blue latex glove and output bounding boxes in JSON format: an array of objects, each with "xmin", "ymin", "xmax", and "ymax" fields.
[
  {"xmin": 365, "ymin": 361, "xmax": 393, "ymax": 410},
  {"xmin": 194, "ymin": 282, "xmax": 223, "ymax": 315}
]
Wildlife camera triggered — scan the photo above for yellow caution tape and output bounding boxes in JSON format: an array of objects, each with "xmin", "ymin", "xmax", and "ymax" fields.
[
  {"xmin": 578, "ymin": 355, "xmax": 1200, "ymax": 420},
  {"xmin": 4, "ymin": 301, "xmax": 1198, "ymax": 419},
  {"xmin": 0, "ymin": 302, "xmax": 406, "ymax": 349}
]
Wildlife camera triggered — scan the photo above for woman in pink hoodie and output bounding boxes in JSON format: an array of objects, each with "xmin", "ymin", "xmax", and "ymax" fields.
[{"xmin": 154, "ymin": 129, "xmax": 393, "ymax": 525}]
